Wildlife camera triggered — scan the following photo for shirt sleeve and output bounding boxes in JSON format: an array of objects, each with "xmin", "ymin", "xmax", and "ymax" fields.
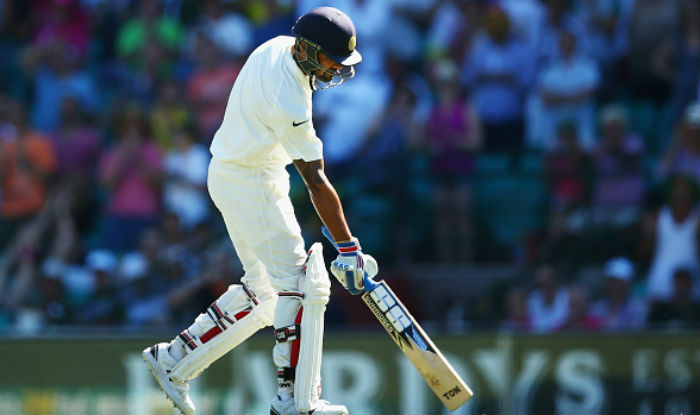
[
  {"xmin": 272, "ymin": 81, "xmax": 324, "ymax": 162},
  {"xmin": 278, "ymin": 121, "xmax": 323, "ymax": 162}
]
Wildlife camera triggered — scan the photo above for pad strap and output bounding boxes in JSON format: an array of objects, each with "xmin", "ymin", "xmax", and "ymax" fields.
[
  {"xmin": 241, "ymin": 283, "xmax": 259, "ymax": 305},
  {"xmin": 278, "ymin": 291, "xmax": 305, "ymax": 299},
  {"xmin": 178, "ymin": 330, "xmax": 198, "ymax": 351},
  {"xmin": 275, "ymin": 324, "xmax": 301, "ymax": 343},
  {"xmin": 277, "ymin": 367, "xmax": 296, "ymax": 381}
]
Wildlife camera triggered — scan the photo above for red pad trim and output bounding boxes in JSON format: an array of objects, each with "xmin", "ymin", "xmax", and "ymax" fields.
[
  {"xmin": 200, "ymin": 326, "xmax": 222, "ymax": 343},
  {"xmin": 289, "ymin": 306, "xmax": 304, "ymax": 367},
  {"xmin": 234, "ymin": 310, "xmax": 250, "ymax": 320},
  {"xmin": 200, "ymin": 310, "xmax": 250, "ymax": 344}
]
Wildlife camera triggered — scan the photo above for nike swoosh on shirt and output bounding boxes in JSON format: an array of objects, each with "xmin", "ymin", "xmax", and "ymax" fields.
[{"xmin": 292, "ymin": 120, "xmax": 309, "ymax": 127}]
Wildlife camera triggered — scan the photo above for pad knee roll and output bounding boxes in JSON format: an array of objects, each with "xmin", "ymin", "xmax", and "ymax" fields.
[{"xmin": 170, "ymin": 283, "xmax": 276, "ymax": 383}]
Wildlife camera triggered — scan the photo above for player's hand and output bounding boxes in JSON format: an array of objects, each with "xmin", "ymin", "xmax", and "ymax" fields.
[{"xmin": 329, "ymin": 237, "xmax": 378, "ymax": 295}]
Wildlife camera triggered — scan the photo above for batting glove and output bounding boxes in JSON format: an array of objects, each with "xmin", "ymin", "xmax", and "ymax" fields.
[{"xmin": 329, "ymin": 237, "xmax": 378, "ymax": 295}]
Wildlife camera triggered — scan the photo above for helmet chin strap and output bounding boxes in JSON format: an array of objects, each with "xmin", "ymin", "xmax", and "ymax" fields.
[{"xmin": 294, "ymin": 38, "xmax": 355, "ymax": 90}]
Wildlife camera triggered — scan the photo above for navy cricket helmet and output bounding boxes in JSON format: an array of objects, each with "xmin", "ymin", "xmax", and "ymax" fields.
[{"xmin": 292, "ymin": 7, "xmax": 362, "ymax": 89}]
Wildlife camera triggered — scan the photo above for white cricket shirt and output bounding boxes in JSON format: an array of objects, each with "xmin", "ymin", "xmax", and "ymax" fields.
[{"xmin": 210, "ymin": 36, "xmax": 322, "ymax": 168}]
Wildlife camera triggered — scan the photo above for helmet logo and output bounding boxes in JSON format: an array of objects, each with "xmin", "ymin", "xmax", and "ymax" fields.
[{"xmin": 348, "ymin": 36, "xmax": 356, "ymax": 52}]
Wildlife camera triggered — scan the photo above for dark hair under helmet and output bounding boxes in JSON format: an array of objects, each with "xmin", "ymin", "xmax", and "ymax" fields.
[{"xmin": 292, "ymin": 7, "xmax": 362, "ymax": 89}]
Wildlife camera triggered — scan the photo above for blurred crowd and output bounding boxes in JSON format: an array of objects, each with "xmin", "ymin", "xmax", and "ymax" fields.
[{"xmin": 0, "ymin": 0, "xmax": 698, "ymax": 333}]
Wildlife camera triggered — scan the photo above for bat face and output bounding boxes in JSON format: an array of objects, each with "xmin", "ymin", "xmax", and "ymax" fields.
[
  {"xmin": 363, "ymin": 288, "xmax": 412, "ymax": 349},
  {"xmin": 362, "ymin": 281, "xmax": 474, "ymax": 411}
]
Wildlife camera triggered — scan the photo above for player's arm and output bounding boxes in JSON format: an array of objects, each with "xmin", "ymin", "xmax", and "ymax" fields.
[
  {"xmin": 293, "ymin": 158, "xmax": 377, "ymax": 295},
  {"xmin": 293, "ymin": 158, "xmax": 351, "ymax": 241}
]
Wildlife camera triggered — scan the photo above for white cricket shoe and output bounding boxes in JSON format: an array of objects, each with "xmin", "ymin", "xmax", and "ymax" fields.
[
  {"xmin": 142, "ymin": 343, "xmax": 196, "ymax": 415},
  {"xmin": 270, "ymin": 396, "xmax": 349, "ymax": 415}
]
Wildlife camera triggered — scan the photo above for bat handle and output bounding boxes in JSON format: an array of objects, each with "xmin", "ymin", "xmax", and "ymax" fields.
[
  {"xmin": 320, "ymin": 225, "xmax": 335, "ymax": 245},
  {"xmin": 321, "ymin": 226, "xmax": 378, "ymax": 293}
]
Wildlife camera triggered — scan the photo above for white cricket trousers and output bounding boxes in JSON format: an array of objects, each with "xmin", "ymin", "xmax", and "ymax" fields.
[{"xmin": 207, "ymin": 158, "xmax": 308, "ymax": 368}]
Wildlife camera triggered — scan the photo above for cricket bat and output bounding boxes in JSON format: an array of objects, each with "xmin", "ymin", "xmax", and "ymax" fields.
[
  {"xmin": 362, "ymin": 279, "xmax": 473, "ymax": 411},
  {"xmin": 320, "ymin": 226, "xmax": 473, "ymax": 410}
]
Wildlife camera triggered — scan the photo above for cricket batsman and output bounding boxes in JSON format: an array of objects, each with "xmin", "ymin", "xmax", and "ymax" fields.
[{"xmin": 142, "ymin": 7, "xmax": 377, "ymax": 415}]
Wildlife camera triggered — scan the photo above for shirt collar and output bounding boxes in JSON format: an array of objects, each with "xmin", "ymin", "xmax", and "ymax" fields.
[{"xmin": 286, "ymin": 43, "xmax": 312, "ymax": 91}]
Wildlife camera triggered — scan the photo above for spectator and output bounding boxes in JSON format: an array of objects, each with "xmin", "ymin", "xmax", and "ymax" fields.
[
  {"xmin": 249, "ymin": 0, "xmax": 297, "ymax": 49},
  {"xmin": 536, "ymin": 121, "xmax": 594, "ymax": 267},
  {"xmin": 422, "ymin": 59, "xmax": 481, "ymax": 262},
  {"xmin": 425, "ymin": 0, "xmax": 481, "ymax": 61},
  {"xmin": 20, "ymin": 39, "xmax": 99, "ymax": 133},
  {"xmin": 573, "ymin": 0, "xmax": 625, "ymax": 97},
  {"xmin": 186, "ymin": 220, "xmax": 219, "ymax": 259},
  {"xmin": 31, "ymin": 0, "xmax": 91, "ymax": 58},
  {"xmin": 0, "ymin": 1, "xmax": 28, "ymax": 100},
  {"xmin": 37, "ymin": 271, "xmax": 68, "ymax": 325},
  {"xmin": 0, "ymin": 99, "xmax": 56, "ymax": 250},
  {"xmin": 150, "ymin": 78, "xmax": 192, "ymax": 151},
  {"xmin": 589, "ymin": 257, "xmax": 647, "ymax": 330},
  {"xmin": 544, "ymin": 120, "xmax": 592, "ymax": 213},
  {"xmin": 647, "ymin": 268, "xmax": 700, "ymax": 328},
  {"xmin": 536, "ymin": 0, "xmax": 587, "ymax": 64},
  {"xmin": 501, "ymin": 286, "xmax": 531, "ymax": 331},
  {"xmin": 667, "ymin": 0, "xmax": 699, "ymax": 129},
  {"xmin": 591, "ymin": 104, "xmax": 646, "ymax": 227},
  {"xmin": 186, "ymin": 0, "xmax": 252, "ymax": 58},
  {"xmin": 626, "ymin": 0, "xmax": 680, "ymax": 104},
  {"xmin": 77, "ymin": 249, "xmax": 122, "ymax": 325},
  {"xmin": 119, "ymin": 229, "xmax": 172, "ymax": 327},
  {"xmin": 79, "ymin": 0, "xmax": 130, "ymax": 62},
  {"xmin": 51, "ymin": 96, "xmax": 100, "ymax": 179},
  {"xmin": 186, "ymin": 33, "xmax": 242, "ymax": 139},
  {"xmin": 644, "ymin": 174, "xmax": 700, "ymax": 301},
  {"xmin": 461, "ymin": 5, "xmax": 533, "ymax": 153},
  {"xmin": 98, "ymin": 105, "xmax": 163, "ymax": 252},
  {"xmin": 658, "ymin": 101, "xmax": 700, "ymax": 183},
  {"xmin": 50, "ymin": 96, "xmax": 101, "ymax": 233},
  {"xmin": 361, "ymin": 84, "xmax": 420, "ymax": 183},
  {"xmin": 558, "ymin": 285, "xmax": 603, "ymax": 331},
  {"xmin": 115, "ymin": 0, "xmax": 182, "ymax": 79},
  {"xmin": 527, "ymin": 30, "xmax": 600, "ymax": 150},
  {"xmin": 527, "ymin": 264, "xmax": 570, "ymax": 332},
  {"xmin": 117, "ymin": 228, "xmax": 159, "ymax": 284},
  {"xmin": 163, "ymin": 127, "xmax": 210, "ymax": 230},
  {"xmin": 157, "ymin": 212, "xmax": 190, "ymax": 268},
  {"xmin": 500, "ymin": 0, "xmax": 545, "ymax": 49}
]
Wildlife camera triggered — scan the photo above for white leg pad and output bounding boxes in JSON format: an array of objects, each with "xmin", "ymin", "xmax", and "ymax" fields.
[
  {"xmin": 295, "ymin": 242, "xmax": 331, "ymax": 413},
  {"xmin": 169, "ymin": 283, "xmax": 277, "ymax": 383}
]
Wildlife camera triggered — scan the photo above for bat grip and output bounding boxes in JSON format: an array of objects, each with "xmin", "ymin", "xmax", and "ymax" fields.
[{"xmin": 321, "ymin": 226, "xmax": 378, "ymax": 293}]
